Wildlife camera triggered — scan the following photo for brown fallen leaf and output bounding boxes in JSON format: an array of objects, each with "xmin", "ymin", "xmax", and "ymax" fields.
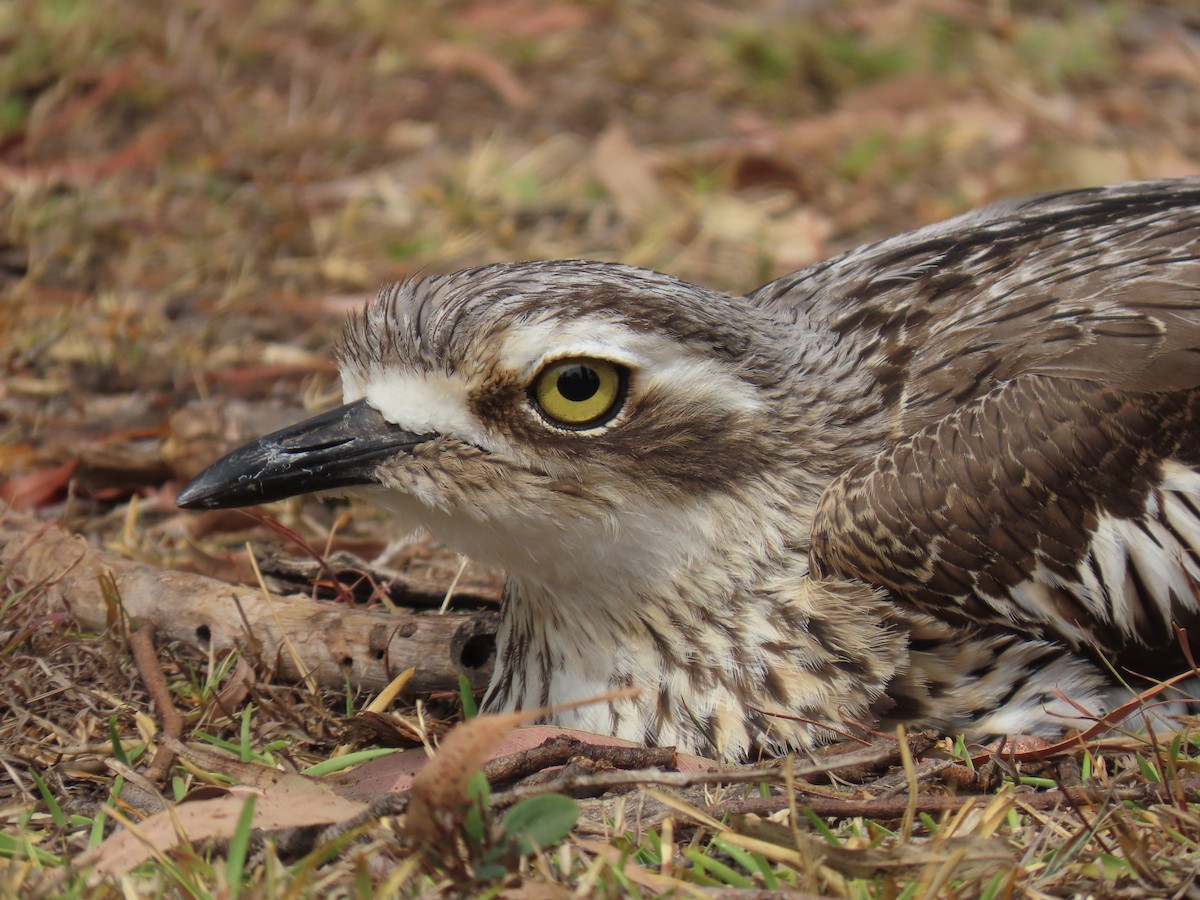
[
  {"xmin": 590, "ymin": 121, "xmax": 662, "ymax": 223},
  {"xmin": 0, "ymin": 443, "xmax": 35, "ymax": 476},
  {"xmin": 404, "ymin": 688, "xmax": 639, "ymax": 846},
  {"xmin": 207, "ymin": 653, "xmax": 258, "ymax": 721},
  {"xmin": 573, "ymin": 838, "xmax": 696, "ymax": 895},
  {"xmin": 405, "ymin": 708, "xmax": 541, "ymax": 846},
  {"xmin": 420, "ymin": 43, "xmax": 532, "ymax": 111},
  {"xmin": 457, "ymin": 1, "xmax": 593, "ymax": 38},
  {"xmin": 81, "ymin": 773, "xmax": 367, "ymax": 884},
  {"xmin": 0, "ymin": 459, "xmax": 78, "ymax": 511}
]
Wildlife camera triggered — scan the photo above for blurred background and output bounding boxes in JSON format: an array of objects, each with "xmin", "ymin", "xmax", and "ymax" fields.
[
  {"xmin": 2, "ymin": 0, "xmax": 1198, "ymax": 535},
  {"xmin": 2, "ymin": 5, "xmax": 1200, "ymax": 891}
]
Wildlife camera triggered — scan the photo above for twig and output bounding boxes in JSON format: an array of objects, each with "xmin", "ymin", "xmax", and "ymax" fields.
[
  {"xmin": 127, "ymin": 621, "xmax": 184, "ymax": 782},
  {"xmin": 0, "ymin": 508, "xmax": 499, "ymax": 694},
  {"xmin": 708, "ymin": 779, "xmax": 1200, "ymax": 821},
  {"xmin": 482, "ymin": 736, "xmax": 676, "ymax": 785},
  {"xmin": 802, "ymin": 730, "xmax": 939, "ymax": 783},
  {"xmin": 316, "ymin": 793, "xmax": 410, "ymax": 847},
  {"xmin": 489, "ymin": 736, "xmax": 939, "ymax": 807}
]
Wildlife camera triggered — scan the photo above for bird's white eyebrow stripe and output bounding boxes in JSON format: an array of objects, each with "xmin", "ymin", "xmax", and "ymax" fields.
[
  {"xmin": 356, "ymin": 369, "xmax": 487, "ymax": 444},
  {"xmin": 498, "ymin": 318, "xmax": 647, "ymax": 375},
  {"xmin": 498, "ymin": 320, "xmax": 766, "ymax": 413}
]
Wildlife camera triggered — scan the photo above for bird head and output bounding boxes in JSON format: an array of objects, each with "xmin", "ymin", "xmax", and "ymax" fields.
[
  {"xmin": 178, "ymin": 261, "xmax": 813, "ymax": 596},
  {"xmin": 178, "ymin": 260, "xmax": 907, "ymax": 755}
]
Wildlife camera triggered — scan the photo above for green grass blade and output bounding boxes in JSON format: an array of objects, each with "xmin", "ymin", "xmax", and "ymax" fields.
[{"xmin": 226, "ymin": 794, "xmax": 256, "ymax": 899}]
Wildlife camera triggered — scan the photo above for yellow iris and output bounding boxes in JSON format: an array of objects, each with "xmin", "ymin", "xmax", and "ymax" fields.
[{"xmin": 533, "ymin": 358, "xmax": 623, "ymax": 427}]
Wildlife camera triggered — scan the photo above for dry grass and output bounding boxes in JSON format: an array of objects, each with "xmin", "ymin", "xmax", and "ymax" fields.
[{"xmin": 3, "ymin": 0, "xmax": 1200, "ymax": 895}]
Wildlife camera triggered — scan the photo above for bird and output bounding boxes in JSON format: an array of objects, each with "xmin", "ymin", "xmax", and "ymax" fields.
[{"xmin": 178, "ymin": 177, "xmax": 1200, "ymax": 760}]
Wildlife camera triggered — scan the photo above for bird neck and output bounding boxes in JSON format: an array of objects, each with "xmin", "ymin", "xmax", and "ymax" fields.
[{"xmin": 480, "ymin": 486, "xmax": 903, "ymax": 758}]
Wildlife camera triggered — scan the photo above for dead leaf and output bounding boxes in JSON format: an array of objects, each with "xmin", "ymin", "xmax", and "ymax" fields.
[
  {"xmin": 83, "ymin": 773, "xmax": 367, "ymax": 884},
  {"xmin": 421, "ymin": 44, "xmax": 532, "ymax": 110},
  {"xmin": 405, "ymin": 708, "xmax": 539, "ymax": 844},
  {"xmin": 208, "ymin": 653, "xmax": 257, "ymax": 719},
  {"xmin": 404, "ymin": 688, "xmax": 640, "ymax": 844},
  {"xmin": 163, "ymin": 737, "xmax": 295, "ymax": 790},
  {"xmin": 335, "ymin": 746, "xmax": 431, "ymax": 799},
  {"xmin": 590, "ymin": 122, "xmax": 662, "ymax": 222},
  {"xmin": 0, "ymin": 460, "xmax": 78, "ymax": 511},
  {"xmin": 458, "ymin": 1, "xmax": 593, "ymax": 38},
  {"xmin": 574, "ymin": 838, "xmax": 694, "ymax": 894}
]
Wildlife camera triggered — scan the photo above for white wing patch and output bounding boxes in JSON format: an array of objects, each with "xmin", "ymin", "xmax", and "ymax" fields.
[
  {"xmin": 997, "ymin": 459, "xmax": 1200, "ymax": 646},
  {"xmin": 1087, "ymin": 463, "xmax": 1200, "ymax": 640},
  {"xmin": 968, "ymin": 651, "xmax": 1109, "ymax": 737}
]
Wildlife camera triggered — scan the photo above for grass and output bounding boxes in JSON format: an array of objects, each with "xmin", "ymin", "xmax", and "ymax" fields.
[{"xmin": 2, "ymin": 0, "xmax": 1199, "ymax": 895}]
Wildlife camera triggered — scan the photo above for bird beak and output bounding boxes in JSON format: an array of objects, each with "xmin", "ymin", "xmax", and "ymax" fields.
[{"xmin": 176, "ymin": 399, "xmax": 431, "ymax": 510}]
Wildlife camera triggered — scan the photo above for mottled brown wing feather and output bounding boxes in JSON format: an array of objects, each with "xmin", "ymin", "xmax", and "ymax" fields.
[
  {"xmin": 752, "ymin": 179, "xmax": 1200, "ymax": 429},
  {"xmin": 809, "ymin": 374, "xmax": 1200, "ymax": 673}
]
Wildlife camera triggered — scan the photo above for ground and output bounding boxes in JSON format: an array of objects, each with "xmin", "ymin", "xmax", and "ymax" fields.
[{"xmin": 3, "ymin": 0, "xmax": 1200, "ymax": 896}]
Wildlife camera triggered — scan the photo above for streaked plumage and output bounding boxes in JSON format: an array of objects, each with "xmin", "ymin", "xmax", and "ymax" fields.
[{"xmin": 179, "ymin": 178, "xmax": 1200, "ymax": 758}]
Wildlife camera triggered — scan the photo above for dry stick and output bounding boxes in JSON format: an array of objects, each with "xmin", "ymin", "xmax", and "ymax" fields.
[
  {"xmin": 320, "ymin": 731, "xmax": 934, "ymax": 849},
  {"xmin": 317, "ymin": 739, "xmax": 677, "ymax": 850},
  {"xmin": 0, "ymin": 506, "xmax": 498, "ymax": 694},
  {"xmin": 709, "ymin": 779, "xmax": 1200, "ymax": 822},
  {"xmin": 805, "ymin": 730, "xmax": 939, "ymax": 784},
  {"xmin": 488, "ymin": 744, "xmax": 1200, "ymax": 822},
  {"xmin": 488, "ymin": 737, "xmax": 940, "ymax": 808},
  {"xmin": 126, "ymin": 621, "xmax": 184, "ymax": 782},
  {"xmin": 482, "ymin": 737, "xmax": 676, "ymax": 785}
]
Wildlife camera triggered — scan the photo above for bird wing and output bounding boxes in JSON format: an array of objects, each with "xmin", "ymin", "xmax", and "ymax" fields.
[
  {"xmin": 751, "ymin": 178, "xmax": 1200, "ymax": 431},
  {"xmin": 808, "ymin": 373, "xmax": 1200, "ymax": 670},
  {"xmin": 792, "ymin": 180, "xmax": 1200, "ymax": 668}
]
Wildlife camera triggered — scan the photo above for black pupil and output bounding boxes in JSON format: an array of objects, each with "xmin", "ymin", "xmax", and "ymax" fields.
[{"xmin": 557, "ymin": 365, "xmax": 600, "ymax": 402}]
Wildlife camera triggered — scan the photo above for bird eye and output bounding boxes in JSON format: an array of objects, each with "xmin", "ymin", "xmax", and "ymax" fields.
[{"xmin": 531, "ymin": 357, "xmax": 625, "ymax": 428}]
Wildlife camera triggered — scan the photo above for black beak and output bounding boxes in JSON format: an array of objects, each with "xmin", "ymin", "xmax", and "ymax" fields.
[{"xmin": 176, "ymin": 399, "xmax": 433, "ymax": 510}]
